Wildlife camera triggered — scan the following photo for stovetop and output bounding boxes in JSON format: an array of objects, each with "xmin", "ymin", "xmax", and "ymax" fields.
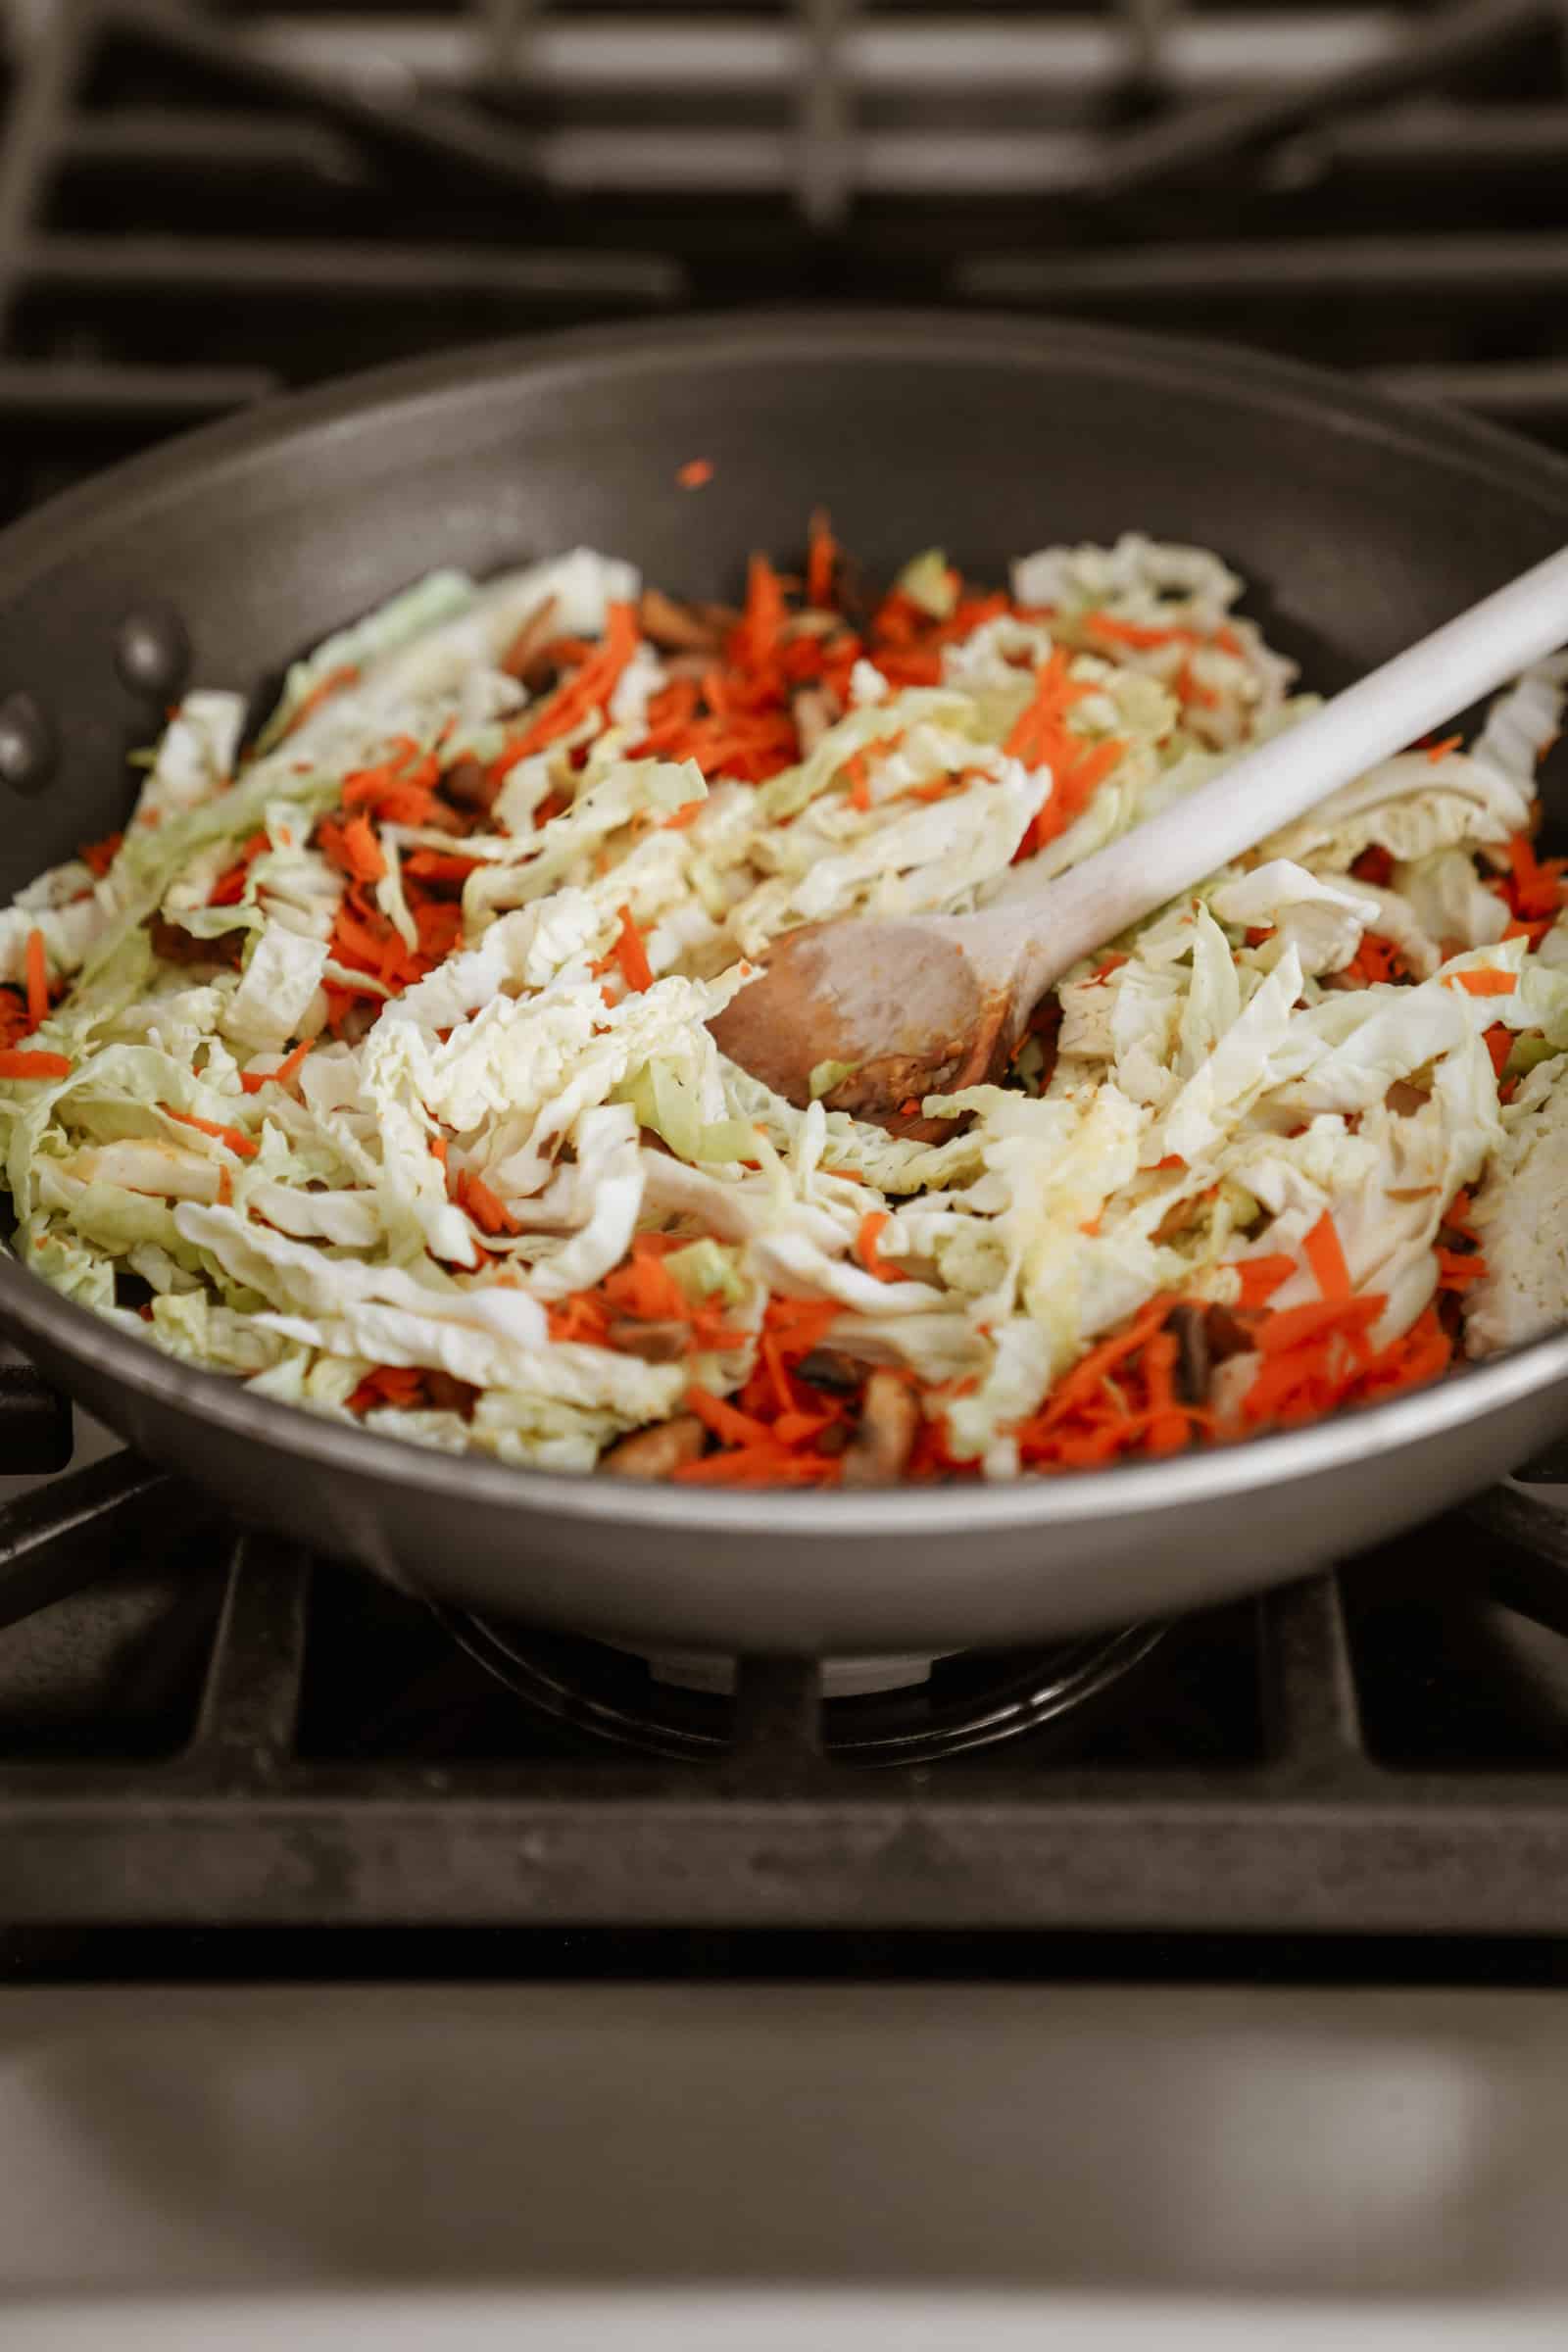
[{"xmin": 5, "ymin": 2, "xmax": 1568, "ymax": 1984}]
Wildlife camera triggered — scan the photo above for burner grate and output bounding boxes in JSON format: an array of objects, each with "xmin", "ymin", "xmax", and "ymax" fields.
[
  {"xmin": 2, "ymin": 1438, "xmax": 1568, "ymax": 1932},
  {"xmin": 2, "ymin": 0, "xmax": 1568, "ymax": 521}
]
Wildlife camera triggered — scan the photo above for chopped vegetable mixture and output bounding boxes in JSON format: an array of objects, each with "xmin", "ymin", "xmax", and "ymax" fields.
[{"xmin": 2, "ymin": 529, "xmax": 1566, "ymax": 1486}]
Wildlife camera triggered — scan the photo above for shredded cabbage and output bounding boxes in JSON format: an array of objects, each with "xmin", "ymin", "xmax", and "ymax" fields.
[{"xmin": 2, "ymin": 533, "xmax": 1559, "ymax": 1486}]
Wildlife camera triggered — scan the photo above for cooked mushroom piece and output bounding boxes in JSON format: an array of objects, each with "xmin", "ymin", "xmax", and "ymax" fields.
[
  {"xmin": 601, "ymin": 1415, "xmax": 706, "ymax": 1478},
  {"xmin": 638, "ymin": 586, "xmax": 725, "ymax": 655},
  {"xmin": 840, "ymin": 1370, "xmax": 920, "ymax": 1487},
  {"xmin": 605, "ymin": 1317, "xmax": 692, "ymax": 1364},
  {"xmin": 498, "ymin": 593, "xmax": 562, "ymax": 683}
]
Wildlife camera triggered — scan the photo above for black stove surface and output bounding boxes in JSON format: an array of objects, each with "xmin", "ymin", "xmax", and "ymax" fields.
[{"xmin": 4, "ymin": 1, "xmax": 1568, "ymax": 1981}]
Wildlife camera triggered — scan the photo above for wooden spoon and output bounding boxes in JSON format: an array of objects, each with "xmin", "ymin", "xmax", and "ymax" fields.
[{"xmin": 710, "ymin": 545, "xmax": 1568, "ymax": 1126}]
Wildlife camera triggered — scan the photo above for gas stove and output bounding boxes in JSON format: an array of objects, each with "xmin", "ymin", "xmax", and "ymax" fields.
[{"xmin": 1, "ymin": 0, "xmax": 1568, "ymax": 1980}]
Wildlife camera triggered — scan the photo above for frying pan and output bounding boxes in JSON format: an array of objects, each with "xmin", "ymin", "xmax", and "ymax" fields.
[{"xmin": 1, "ymin": 309, "xmax": 1567, "ymax": 1658}]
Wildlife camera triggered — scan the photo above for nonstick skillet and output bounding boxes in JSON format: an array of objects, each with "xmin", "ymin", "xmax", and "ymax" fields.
[{"xmin": 1, "ymin": 309, "xmax": 1566, "ymax": 1657}]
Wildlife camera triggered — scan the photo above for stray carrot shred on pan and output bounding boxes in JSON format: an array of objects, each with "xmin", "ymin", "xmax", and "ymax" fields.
[
  {"xmin": 807, "ymin": 509, "xmax": 838, "ymax": 609},
  {"xmin": 676, "ymin": 459, "xmax": 714, "ymax": 489}
]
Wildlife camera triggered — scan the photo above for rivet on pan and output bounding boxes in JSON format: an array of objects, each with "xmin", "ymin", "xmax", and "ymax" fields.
[
  {"xmin": 0, "ymin": 690, "xmax": 58, "ymax": 796},
  {"xmin": 115, "ymin": 604, "xmax": 191, "ymax": 703}
]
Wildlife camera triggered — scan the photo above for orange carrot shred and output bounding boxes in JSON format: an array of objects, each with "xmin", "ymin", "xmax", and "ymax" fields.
[
  {"xmin": 1302, "ymin": 1210, "xmax": 1352, "ymax": 1302},
  {"xmin": 807, "ymin": 509, "xmax": 838, "ymax": 610},
  {"xmin": 1426, "ymin": 733, "xmax": 1463, "ymax": 763},
  {"xmin": 0, "ymin": 1050, "xmax": 72, "ymax": 1079},
  {"xmin": 239, "ymin": 1038, "xmax": 312, "ymax": 1096},
  {"xmin": 164, "ymin": 1106, "xmax": 258, "ymax": 1157},
  {"xmin": 1445, "ymin": 967, "xmax": 1516, "ymax": 996},
  {"xmin": 610, "ymin": 906, "xmax": 655, "ymax": 994},
  {"xmin": 23, "ymin": 930, "xmax": 48, "ymax": 1032},
  {"xmin": 1235, "ymin": 1254, "xmax": 1296, "ymax": 1308},
  {"xmin": 78, "ymin": 831, "xmax": 122, "ymax": 877},
  {"xmin": 855, "ymin": 1210, "xmax": 904, "ymax": 1282},
  {"xmin": 455, "ymin": 1169, "xmax": 520, "ymax": 1237},
  {"xmin": 686, "ymin": 1385, "xmax": 771, "ymax": 1448},
  {"xmin": 676, "ymin": 459, "xmax": 714, "ymax": 489}
]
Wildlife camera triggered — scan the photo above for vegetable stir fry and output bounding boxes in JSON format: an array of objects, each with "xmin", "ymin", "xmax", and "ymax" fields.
[{"xmin": 2, "ymin": 527, "xmax": 1566, "ymax": 1487}]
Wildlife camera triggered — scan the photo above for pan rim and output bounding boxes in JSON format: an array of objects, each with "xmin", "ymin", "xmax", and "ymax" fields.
[
  {"xmin": 4, "ymin": 307, "xmax": 1568, "ymax": 594},
  {"xmin": 1, "ymin": 1244, "xmax": 1565, "ymax": 1537},
  {"xmin": 2, "ymin": 305, "xmax": 1567, "ymax": 1538}
]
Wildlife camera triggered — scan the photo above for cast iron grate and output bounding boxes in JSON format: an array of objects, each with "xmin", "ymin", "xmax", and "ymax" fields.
[
  {"xmin": 3, "ymin": 0, "xmax": 1568, "ymax": 524},
  {"xmin": 3, "ymin": 2, "xmax": 1568, "ymax": 1941},
  {"xmin": 2, "ymin": 1421, "xmax": 1568, "ymax": 1931}
]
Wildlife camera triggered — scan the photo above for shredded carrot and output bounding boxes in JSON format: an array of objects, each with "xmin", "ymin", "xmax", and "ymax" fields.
[
  {"xmin": 78, "ymin": 831, "xmax": 122, "ymax": 878},
  {"xmin": 1006, "ymin": 647, "xmax": 1125, "ymax": 862},
  {"xmin": 238, "ymin": 1038, "xmax": 312, "ymax": 1096},
  {"xmin": 1081, "ymin": 611, "xmax": 1201, "ymax": 652},
  {"xmin": 348, "ymin": 1365, "xmax": 426, "ymax": 1415},
  {"xmin": 1342, "ymin": 932, "xmax": 1408, "ymax": 988},
  {"xmin": 1496, "ymin": 830, "xmax": 1568, "ymax": 929},
  {"xmin": 217, "ymin": 1165, "xmax": 232, "ymax": 1207},
  {"xmin": 0, "ymin": 1050, "xmax": 72, "ymax": 1080},
  {"xmin": 1483, "ymin": 1023, "xmax": 1513, "ymax": 1078},
  {"xmin": 339, "ymin": 812, "xmax": 386, "ymax": 884},
  {"xmin": 686, "ymin": 1385, "xmax": 772, "ymax": 1449},
  {"xmin": 1426, "ymin": 733, "xmax": 1463, "ymax": 763},
  {"xmin": 1445, "ymin": 968, "xmax": 1516, "ymax": 996},
  {"xmin": 454, "ymin": 1169, "xmax": 520, "ymax": 1237},
  {"xmin": 208, "ymin": 831, "xmax": 271, "ymax": 906},
  {"xmin": 676, "ymin": 459, "xmax": 714, "ymax": 489},
  {"xmin": 609, "ymin": 906, "xmax": 654, "ymax": 994},
  {"xmin": 164, "ymin": 1106, "xmax": 258, "ymax": 1157},
  {"xmin": 855, "ymin": 1210, "xmax": 904, "ymax": 1282},
  {"xmin": 1235, "ymin": 1254, "xmax": 1296, "ymax": 1307},
  {"xmin": 660, "ymin": 799, "xmax": 706, "ymax": 830},
  {"xmin": 23, "ymin": 929, "xmax": 48, "ymax": 1032},
  {"xmin": 1436, "ymin": 1246, "xmax": 1489, "ymax": 1290},
  {"xmin": 1302, "ymin": 1210, "xmax": 1352, "ymax": 1302}
]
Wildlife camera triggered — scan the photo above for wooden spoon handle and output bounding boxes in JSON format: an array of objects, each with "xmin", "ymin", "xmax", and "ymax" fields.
[{"xmin": 994, "ymin": 542, "xmax": 1568, "ymax": 1001}]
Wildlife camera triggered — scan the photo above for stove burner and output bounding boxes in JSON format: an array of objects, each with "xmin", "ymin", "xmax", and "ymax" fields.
[{"xmin": 430, "ymin": 1608, "xmax": 1166, "ymax": 1767}]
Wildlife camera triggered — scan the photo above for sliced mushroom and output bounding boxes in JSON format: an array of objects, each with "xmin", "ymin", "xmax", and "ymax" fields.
[
  {"xmin": 442, "ymin": 756, "xmax": 501, "ymax": 817},
  {"xmin": 1168, "ymin": 1302, "xmax": 1211, "ymax": 1406},
  {"xmin": 639, "ymin": 586, "xmax": 725, "ymax": 655},
  {"xmin": 1205, "ymin": 1303, "xmax": 1254, "ymax": 1361},
  {"xmin": 602, "ymin": 1414, "xmax": 706, "ymax": 1478},
  {"xmin": 792, "ymin": 687, "xmax": 839, "ymax": 757},
  {"xmin": 840, "ymin": 1369, "xmax": 920, "ymax": 1487},
  {"xmin": 498, "ymin": 594, "xmax": 562, "ymax": 683},
  {"xmin": 796, "ymin": 1347, "xmax": 862, "ymax": 1396},
  {"xmin": 147, "ymin": 914, "xmax": 247, "ymax": 970},
  {"xmin": 605, "ymin": 1316, "xmax": 692, "ymax": 1364},
  {"xmin": 423, "ymin": 1370, "xmax": 481, "ymax": 1420}
]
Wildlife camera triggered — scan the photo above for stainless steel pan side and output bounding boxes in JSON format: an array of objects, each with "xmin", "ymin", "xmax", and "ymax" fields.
[{"xmin": 1, "ymin": 310, "xmax": 1566, "ymax": 1651}]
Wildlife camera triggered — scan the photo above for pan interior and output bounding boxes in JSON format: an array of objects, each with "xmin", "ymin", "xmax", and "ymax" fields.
[{"xmin": 2, "ymin": 314, "xmax": 1568, "ymax": 1645}]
